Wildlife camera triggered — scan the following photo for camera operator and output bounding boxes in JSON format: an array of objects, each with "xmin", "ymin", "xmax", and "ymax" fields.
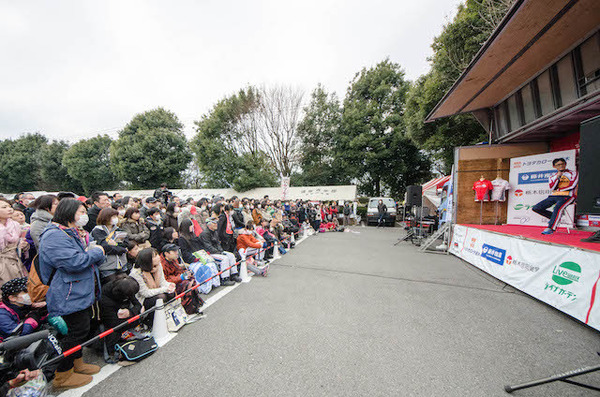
[
  {"xmin": 153, "ymin": 183, "xmax": 172, "ymax": 205},
  {"xmin": 0, "ymin": 278, "xmax": 45, "ymax": 340}
]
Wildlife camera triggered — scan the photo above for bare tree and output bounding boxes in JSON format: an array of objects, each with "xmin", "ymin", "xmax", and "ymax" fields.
[{"xmin": 254, "ymin": 85, "xmax": 304, "ymax": 177}]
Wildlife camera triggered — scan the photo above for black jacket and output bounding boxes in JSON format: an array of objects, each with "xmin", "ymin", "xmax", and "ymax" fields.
[
  {"xmin": 178, "ymin": 236, "xmax": 203, "ymax": 264},
  {"xmin": 198, "ymin": 228, "xmax": 223, "ymax": 255},
  {"xmin": 99, "ymin": 278, "xmax": 142, "ymax": 349},
  {"xmin": 378, "ymin": 203, "xmax": 388, "ymax": 215},
  {"xmin": 164, "ymin": 213, "xmax": 179, "ymax": 231},
  {"xmin": 232, "ymin": 209, "xmax": 245, "ymax": 229},
  {"xmin": 84, "ymin": 204, "xmax": 102, "ymax": 233},
  {"xmin": 146, "ymin": 217, "xmax": 164, "ymax": 249}
]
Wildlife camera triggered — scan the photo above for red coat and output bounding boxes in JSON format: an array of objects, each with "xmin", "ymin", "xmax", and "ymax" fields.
[
  {"xmin": 237, "ymin": 233, "xmax": 262, "ymax": 251},
  {"xmin": 160, "ymin": 254, "xmax": 185, "ymax": 285}
]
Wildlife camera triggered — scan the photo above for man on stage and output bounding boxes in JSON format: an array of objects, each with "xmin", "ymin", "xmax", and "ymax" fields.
[{"xmin": 532, "ymin": 158, "xmax": 578, "ymax": 235}]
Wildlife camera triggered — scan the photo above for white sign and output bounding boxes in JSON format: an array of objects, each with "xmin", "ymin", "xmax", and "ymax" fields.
[
  {"xmin": 281, "ymin": 177, "xmax": 291, "ymax": 200},
  {"xmin": 450, "ymin": 224, "xmax": 600, "ymax": 331},
  {"xmin": 507, "ymin": 150, "xmax": 576, "ymax": 227}
]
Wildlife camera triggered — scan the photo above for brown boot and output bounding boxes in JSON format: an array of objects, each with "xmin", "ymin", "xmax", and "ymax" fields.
[
  {"xmin": 53, "ymin": 368, "xmax": 93, "ymax": 390},
  {"xmin": 73, "ymin": 357, "xmax": 101, "ymax": 375}
]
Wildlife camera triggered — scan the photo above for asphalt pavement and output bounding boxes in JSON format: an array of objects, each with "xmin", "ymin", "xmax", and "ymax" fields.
[{"xmin": 82, "ymin": 226, "xmax": 600, "ymax": 397}]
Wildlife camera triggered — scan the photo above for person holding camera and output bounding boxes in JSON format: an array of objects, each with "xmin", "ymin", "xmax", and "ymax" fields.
[{"xmin": 39, "ymin": 198, "xmax": 106, "ymax": 390}]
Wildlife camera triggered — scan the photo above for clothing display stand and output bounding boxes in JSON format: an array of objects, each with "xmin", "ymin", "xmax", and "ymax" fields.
[
  {"xmin": 479, "ymin": 200, "xmax": 483, "ymax": 225},
  {"xmin": 494, "ymin": 201, "xmax": 499, "ymax": 225}
]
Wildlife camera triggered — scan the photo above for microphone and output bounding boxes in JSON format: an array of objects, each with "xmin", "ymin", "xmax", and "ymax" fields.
[{"xmin": 0, "ymin": 330, "xmax": 49, "ymax": 352}]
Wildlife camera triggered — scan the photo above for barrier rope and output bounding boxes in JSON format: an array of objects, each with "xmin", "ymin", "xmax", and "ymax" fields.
[{"xmin": 42, "ymin": 243, "xmax": 276, "ymax": 368}]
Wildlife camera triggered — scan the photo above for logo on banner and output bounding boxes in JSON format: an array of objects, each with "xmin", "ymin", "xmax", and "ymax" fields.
[
  {"xmin": 518, "ymin": 170, "xmax": 554, "ymax": 185},
  {"xmin": 513, "ymin": 161, "xmax": 522, "ymax": 168},
  {"xmin": 481, "ymin": 244, "xmax": 506, "ymax": 265},
  {"xmin": 552, "ymin": 262, "xmax": 581, "ymax": 285},
  {"xmin": 544, "ymin": 261, "xmax": 581, "ymax": 301},
  {"xmin": 469, "ymin": 238, "xmax": 477, "ymax": 248},
  {"xmin": 514, "ymin": 189, "xmax": 523, "ymax": 197},
  {"xmin": 505, "ymin": 255, "xmax": 539, "ymax": 272},
  {"xmin": 513, "ymin": 204, "xmax": 531, "ymax": 210}
]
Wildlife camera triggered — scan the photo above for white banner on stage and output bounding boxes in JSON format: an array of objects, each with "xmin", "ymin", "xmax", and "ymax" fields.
[
  {"xmin": 450, "ymin": 224, "xmax": 600, "ymax": 331},
  {"xmin": 507, "ymin": 149, "xmax": 576, "ymax": 227}
]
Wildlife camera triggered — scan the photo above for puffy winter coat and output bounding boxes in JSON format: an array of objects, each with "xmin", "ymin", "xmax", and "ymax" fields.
[
  {"xmin": 39, "ymin": 224, "xmax": 105, "ymax": 317},
  {"xmin": 29, "ymin": 210, "xmax": 53, "ymax": 249}
]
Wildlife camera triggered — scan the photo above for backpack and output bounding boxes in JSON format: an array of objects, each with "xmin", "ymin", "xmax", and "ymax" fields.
[{"xmin": 115, "ymin": 336, "xmax": 158, "ymax": 362}]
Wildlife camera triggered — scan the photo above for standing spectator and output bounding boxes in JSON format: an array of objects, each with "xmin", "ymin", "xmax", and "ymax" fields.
[
  {"xmin": 0, "ymin": 198, "xmax": 28, "ymax": 290},
  {"xmin": 12, "ymin": 193, "xmax": 35, "ymax": 223},
  {"xmin": 377, "ymin": 199, "xmax": 388, "ymax": 227},
  {"xmin": 29, "ymin": 195, "xmax": 59, "ymax": 249},
  {"xmin": 84, "ymin": 192, "xmax": 111, "ymax": 233},
  {"xmin": 153, "ymin": 183, "xmax": 172, "ymax": 204},
  {"xmin": 91, "ymin": 208, "xmax": 129, "ymax": 284},
  {"xmin": 39, "ymin": 198, "xmax": 105, "ymax": 390},
  {"xmin": 343, "ymin": 202, "xmax": 352, "ymax": 227},
  {"xmin": 121, "ymin": 207, "xmax": 150, "ymax": 247}
]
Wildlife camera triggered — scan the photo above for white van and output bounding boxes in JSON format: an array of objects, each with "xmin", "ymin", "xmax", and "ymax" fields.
[{"xmin": 366, "ymin": 197, "xmax": 396, "ymax": 226}]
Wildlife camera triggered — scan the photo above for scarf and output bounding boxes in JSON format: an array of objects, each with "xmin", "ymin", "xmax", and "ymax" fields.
[{"xmin": 0, "ymin": 218, "xmax": 21, "ymax": 251}]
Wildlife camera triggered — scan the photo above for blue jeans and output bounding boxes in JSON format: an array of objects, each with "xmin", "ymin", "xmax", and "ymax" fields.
[{"xmin": 532, "ymin": 196, "xmax": 575, "ymax": 230}]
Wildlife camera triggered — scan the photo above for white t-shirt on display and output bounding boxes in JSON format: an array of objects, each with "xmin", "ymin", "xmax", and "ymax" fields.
[{"xmin": 491, "ymin": 178, "xmax": 510, "ymax": 201}]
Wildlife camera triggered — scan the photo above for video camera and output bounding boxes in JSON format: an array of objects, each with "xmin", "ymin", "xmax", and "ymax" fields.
[{"xmin": 0, "ymin": 330, "xmax": 61, "ymax": 387}]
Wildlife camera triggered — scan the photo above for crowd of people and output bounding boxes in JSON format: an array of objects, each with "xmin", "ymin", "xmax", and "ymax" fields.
[{"xmin": 0, "ymin": 187, "xmax": 355, "ymax": 393}]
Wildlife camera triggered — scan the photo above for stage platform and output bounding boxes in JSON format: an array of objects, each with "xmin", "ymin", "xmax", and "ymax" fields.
[
  {"xmin": 450, "ymin": 224, "xmax": 600, "ymax": 331},
  {"xmin": 462, "ymin": 224, "xmax": 599, "ymax": 253}
]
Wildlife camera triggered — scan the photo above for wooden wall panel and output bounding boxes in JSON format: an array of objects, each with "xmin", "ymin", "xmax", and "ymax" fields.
[{"xmin": 456, "ymin": 158, "xmax": 511, "ymax": 225}]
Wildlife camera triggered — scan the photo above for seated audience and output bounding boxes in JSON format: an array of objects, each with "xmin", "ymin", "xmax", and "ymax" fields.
[
  {"xmin": 121, "ymin": 207, "xmax": 150, "ymax": 247},
  {"xmin": 159, "ymin": 244, "xmax": 203, "ymax": 314},
  {"xmin": 164, "ymin": 202, "xmax": 180, "ymax": 231},
  {"xmin": 0, "ymin": 277, "xmax": 45, "ymax": 340},
  {"xmin": 146, "ymin": 208, "xmax": 164, "ymax": 249},
  {"xmin": 99, "ymin": 276, "xmax": 142, "ymax": 356},
  {"xmin": 130, "ymin": 248, "xmax": 175, "ymax": 325}
]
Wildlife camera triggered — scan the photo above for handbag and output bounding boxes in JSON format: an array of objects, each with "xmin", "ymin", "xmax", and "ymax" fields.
[
  {"xmin": 164, "ymin": 299, "xmax": 188, "ymax": 332},
  {"xmin": 115, "ymin": 336, "xmax": 158, "ymax": 362}
]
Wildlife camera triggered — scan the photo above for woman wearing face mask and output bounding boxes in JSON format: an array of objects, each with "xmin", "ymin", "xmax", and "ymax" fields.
[
  {"xmin": 146, "ymin": 208, "xmax": 165, "ymax": 250},
  {"xmin": 164, "ymin": 202, "xmax": 180, "ymax": 232},
  {"xmin": 38, "ymin": 198, "xmax": 106, "ymax": 390},
  {"xmin": 0, "ymin": 198, "xmax": 29, "ymax": 290},
  {"xmin": 0, "ymin": 277, "xmax": 45, "ymax": 339},
  {"xmin": 91, "ymin": 208, "xmax": 129, "ymax": 284},
  {"xmin": 252, "ymin": 202, "xmax": 262, "ymax": 225}
]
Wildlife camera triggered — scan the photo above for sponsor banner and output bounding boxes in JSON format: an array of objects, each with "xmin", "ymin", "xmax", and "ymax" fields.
[
  {"xmin": 450, "ymin": 224, "xmax": 600, "ymax": 331},
  {"xmin": 576, "ymin": 215, "xmax": 600, "ymax": 228},
  {"xmin": 507, "ymin": 150, "xmax": 576, "ymax": 227}
]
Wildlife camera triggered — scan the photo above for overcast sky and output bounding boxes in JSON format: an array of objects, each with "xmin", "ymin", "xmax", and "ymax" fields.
[{"xmin": 0, "ymin": 0, "xmax": 460, "ymax": 142}]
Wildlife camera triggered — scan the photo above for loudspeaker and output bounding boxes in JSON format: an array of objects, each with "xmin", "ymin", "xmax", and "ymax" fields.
[
  {"xmin": 406, "ymin": 185, "xmax": 422, "ymax": 207},
  {"xmin": 577, "ymin": 115, "xmax": 600, "ymax": 215}
]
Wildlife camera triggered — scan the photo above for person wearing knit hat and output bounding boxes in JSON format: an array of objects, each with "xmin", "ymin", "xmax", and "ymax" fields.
[{"xmin": 0, "ymin": 277, "xmax": 44, "ymax": 339}]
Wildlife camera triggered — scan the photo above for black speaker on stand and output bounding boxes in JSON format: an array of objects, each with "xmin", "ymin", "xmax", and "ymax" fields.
[
  {"xmin": 406, "ymin": 185, "xmax": 422, "ymax": 207},
  {"xmin": 577, "ymin": 115, "xmax": 600, "ymax": 216}
]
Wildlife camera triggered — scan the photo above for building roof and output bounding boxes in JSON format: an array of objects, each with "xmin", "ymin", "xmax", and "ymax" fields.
[{"xmin": 426, "ymin": 0, "xmax": 600, "ymax": 122}]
